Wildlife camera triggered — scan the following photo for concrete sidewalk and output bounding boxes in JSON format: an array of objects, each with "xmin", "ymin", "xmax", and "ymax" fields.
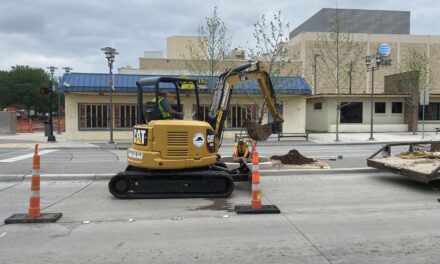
[{"xmin": 1, "ymin": 131, "xmax": 439, "ymax": 149}]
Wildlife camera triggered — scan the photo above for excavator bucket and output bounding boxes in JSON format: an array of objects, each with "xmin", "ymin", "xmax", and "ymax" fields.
[{"xmin": 243, "ymin": 121, "xmax": 273, "ymax": 141}]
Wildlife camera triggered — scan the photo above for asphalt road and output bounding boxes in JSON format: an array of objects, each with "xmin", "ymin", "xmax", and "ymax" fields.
[
  {"xmin": 0, "ymin": 143, "xmax": 409, "ymax": 176},
  {"xmin": 1, "ymin": 171, "xmax": 439, "ymax": 263}
]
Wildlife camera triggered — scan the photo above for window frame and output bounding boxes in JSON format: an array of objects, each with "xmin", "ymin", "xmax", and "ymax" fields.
[
  {"xmin": 313, "ymin": 102, "xmax": 322, "ymax": 111},
  {"xmin": 78, "ymin": 103, "xmax": 137, "ymax": 131},
  {"xmin": 391, "ymin": 102, "xmax": 403, "ymax": 114},
  {"xmin": 374, "ymin": 102, "xmax": 386, "ymax": 114},
  {"xmin": 340, "ymin": 102, "xmax": 363, "ymax": 124}
]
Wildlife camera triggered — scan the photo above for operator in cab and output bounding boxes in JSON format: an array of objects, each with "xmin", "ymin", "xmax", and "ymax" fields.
[{"xmin": 152, "ymin": 89, "xmax": 184, "ymax": 119}]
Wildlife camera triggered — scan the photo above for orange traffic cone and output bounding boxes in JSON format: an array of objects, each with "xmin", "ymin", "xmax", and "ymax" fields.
[
  {"xmin": 28, "ymin": 144, "xmax": 41, "ymax": 218},
  {"xmin": 251, "ymin": 142, "xmax": 262, "ymax": 210},
  {"xmin": 235, "ymin": 141, "xmax": 280, "ymax": 214},
  {"xmin": 4, "ymin": 144, "xmax": 62, "ymax": 224}
]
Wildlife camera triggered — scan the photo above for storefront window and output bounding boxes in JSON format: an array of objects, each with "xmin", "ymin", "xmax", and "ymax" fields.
[
  {"xmin": 419, "ymin": 103, "xmax": 440, "ymax": 120},
  {"xmin": 227, "ymin": 105, "xmax": 258, "ymax": 128},
  {"xmin": 78, "ymin": 103, "xmax": 137, "ymax": 129},
  {"xmin": 340, "ymin": 102, "xmax": 363, "ymax": 123}
]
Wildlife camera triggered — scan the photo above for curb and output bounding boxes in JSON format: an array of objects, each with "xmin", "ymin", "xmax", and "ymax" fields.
[
  {"xmin": 0, "ymin": 168, "xmax": 382, "ymax": 182},
  {"xmin": 221, "ymin": 139, "xmax": 433, "ymax": 147},
  {"xmin": 260, "ymin": 167, "xmax": 379, "ymax": 176}
]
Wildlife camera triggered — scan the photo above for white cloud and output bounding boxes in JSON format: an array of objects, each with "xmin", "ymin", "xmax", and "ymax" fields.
[{"xmin": 0, "ymin": 0, "xmax": 439, "ymax": 75}]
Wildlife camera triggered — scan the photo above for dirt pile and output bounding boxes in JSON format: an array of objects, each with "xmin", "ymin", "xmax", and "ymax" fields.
[{"xmin": 271, "ymin": 149, "xmax": 314, "ymax": 165}]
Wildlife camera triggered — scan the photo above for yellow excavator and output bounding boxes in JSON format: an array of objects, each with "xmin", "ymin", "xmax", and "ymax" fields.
[{"xmin": 109, "ymin": 62, "xmax": 284, "ymax": 198}]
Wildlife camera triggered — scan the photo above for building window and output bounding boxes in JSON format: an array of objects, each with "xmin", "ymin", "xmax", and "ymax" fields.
[
  {"xmin": 193, "ymin": 105, "xmax": 210, "ymax": 121},
  {"xmin": 419, "ymin": 103, "xmax": 440, "ymax": 120},
  {"xmin": 79, "ymin": 103, "xmax": 137, "ymax": 129},
  {"xmin": 392, "ymin": 102, "xmax": 403, "ymax": 114},
  {"xmin": 115, "ymin": 105, "xmax": 137, "ymax": 128},
  {"xmin": 340, "ymin": 102, "xmax": 363, "ymax": 123},
  {"xmin": 313, "ymin": 102, "xmax": 322, "ymax": 110},
  {"xmin": 375, "ymin": 102, "xmax": 386, "ymax": 114},
  {"xmin": 227, "ymin": 105, "xmax": 257, "ymax": 128}
]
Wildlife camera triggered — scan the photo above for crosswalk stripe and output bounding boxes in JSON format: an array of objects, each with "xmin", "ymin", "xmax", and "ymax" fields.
[{"xmin": 0, "ymin": 150, "xmax": 58, "ymax": 163}]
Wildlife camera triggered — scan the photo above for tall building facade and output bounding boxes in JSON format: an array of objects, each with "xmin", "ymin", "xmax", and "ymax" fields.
[{"xmin": 288, "ymin": 8, "xmax": 440, "ymax": 132}]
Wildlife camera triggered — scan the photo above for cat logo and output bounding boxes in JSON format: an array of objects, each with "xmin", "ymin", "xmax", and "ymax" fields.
[{"xmin": 133, "ymin": 128, "xmax": 148, "ymax": 145}]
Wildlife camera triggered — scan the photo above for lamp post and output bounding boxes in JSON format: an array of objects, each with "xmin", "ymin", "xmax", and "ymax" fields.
[
  {"xmin": 348, "ymin": 61, "xmax": 354, "ymax": 94},
  {"xmin": 57, "ymin": 67, "xmax": 73, "ymax": 135},
  {"xmin": 101, "ymin": 47, "xmax": 118, "ymax": 144},
  {"xmin": 46, "ymin": 66, "xmax": 57, "ymax": 142},
  {"xmin": 365, "ymin": 53, "xmax": 382, "ymax": 141},
  {"xmin": 313, "ymin": 53, "xmax": 320, "ymax": 94}
]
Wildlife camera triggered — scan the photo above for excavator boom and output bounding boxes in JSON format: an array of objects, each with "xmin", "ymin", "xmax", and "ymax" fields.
[{"xmin": 208, "ymin": 62, "xmax": 284, "ymax": 142}]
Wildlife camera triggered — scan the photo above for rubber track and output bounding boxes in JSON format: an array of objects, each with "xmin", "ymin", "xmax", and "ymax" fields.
[{"xmin": 109, "ymin": 169, "xmax": 234, "ymax": 199}]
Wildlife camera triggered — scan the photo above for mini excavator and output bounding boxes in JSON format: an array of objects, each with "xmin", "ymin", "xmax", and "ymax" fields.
[{"xmin": 109, "ymin": 62, "xmax": 284, "ymax": 198}]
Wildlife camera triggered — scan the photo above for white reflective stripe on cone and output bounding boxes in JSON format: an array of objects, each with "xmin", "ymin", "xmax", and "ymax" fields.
[
  {"xmin": 252, "ymin": 164, "xmax": 259, "ymax": 172},
  {"xmin": 32, "ymin": 169, "xmax": 40, "ymax": 176},
  {"xmin": 31, "ymin": 190, "xmax": 40, "ymax": 197},
  {"xmin": 252, "ymin": 183, "xmax": 260, "ymax": 191}
]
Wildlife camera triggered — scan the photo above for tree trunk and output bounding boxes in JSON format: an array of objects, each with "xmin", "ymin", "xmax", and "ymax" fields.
[{"xmin": 412, "ymin": 105, "xmax": 418, "ymax": 135}]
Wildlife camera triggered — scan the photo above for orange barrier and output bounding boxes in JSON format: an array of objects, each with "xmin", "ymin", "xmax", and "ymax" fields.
[
  {"xmin": 28, "ymin": 144, "xmax": 41, "ymax": 218},
  {"xmin": 251, "ymin": 141, "xmax": 261, "ymax": 209},
  {"xmin": 16, "ymin": 119, "xmax": 33, "ymax": 133}
]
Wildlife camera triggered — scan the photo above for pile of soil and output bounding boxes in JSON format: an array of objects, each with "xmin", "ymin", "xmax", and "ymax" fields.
[{"xmin": 271, "ymin": 149, "xmax": 314, "ymax": 165}]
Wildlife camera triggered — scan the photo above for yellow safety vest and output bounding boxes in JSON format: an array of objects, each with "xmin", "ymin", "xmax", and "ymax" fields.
[{"xmin": 152, "ymin": 96, "xmax": 170, "ymax": 119}]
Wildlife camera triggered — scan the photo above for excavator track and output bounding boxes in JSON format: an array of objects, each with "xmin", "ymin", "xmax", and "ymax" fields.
[{"xmin": 108, "ymin": 168, "xmax": 235, "ymax": 199}]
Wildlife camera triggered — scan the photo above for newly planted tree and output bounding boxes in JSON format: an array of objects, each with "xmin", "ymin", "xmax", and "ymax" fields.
[
  {"xmin": 248, "ymin": 10, "xmax": 292, "ymax": 124},
  {"xmin": 314, "ymin": 9, "xmax": 363, "ymax": 141},
  {"xmin": 185, "ymin": 6, "xmax": 231, "ymax": 89}
]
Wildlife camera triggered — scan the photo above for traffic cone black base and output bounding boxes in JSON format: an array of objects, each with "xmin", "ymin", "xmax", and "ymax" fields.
[
  {"xmin": 4, "ymin": 213, "xmax": 62, "ymax": 224},
  {"xmin": 234, "ymin": 205, "xmax": 280, "ymax": 214}
]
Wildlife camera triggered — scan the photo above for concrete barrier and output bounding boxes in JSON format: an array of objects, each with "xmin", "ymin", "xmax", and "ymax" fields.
[{"xmin": 0, "ymin": 112, "xmax": 16, "ymax": 134}]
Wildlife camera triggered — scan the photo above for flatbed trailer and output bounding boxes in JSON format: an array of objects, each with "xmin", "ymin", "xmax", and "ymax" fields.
[{"xmin": 367, "ymin": 141, "xmax": 440, "ymax": 183}]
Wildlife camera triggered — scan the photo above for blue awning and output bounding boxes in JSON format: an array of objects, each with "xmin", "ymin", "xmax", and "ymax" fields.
[{"xmin": 57, "ymin": 73, "xmax": 311, "ymax": 95}]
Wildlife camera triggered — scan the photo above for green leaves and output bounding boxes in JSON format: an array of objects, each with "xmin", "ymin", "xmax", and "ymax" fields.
[
  {"xmin": 185, "ymin": 6, "xmax": 231, "ymax": 82},
  {"xmin": 0, "ymin": 65, "xmax": 52, "ymax": 113}
]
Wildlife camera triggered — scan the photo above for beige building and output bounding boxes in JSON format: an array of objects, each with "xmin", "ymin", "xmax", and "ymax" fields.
[{"xmin": 59, "ymin": 72, "xmax": 310, "ymax": 141}]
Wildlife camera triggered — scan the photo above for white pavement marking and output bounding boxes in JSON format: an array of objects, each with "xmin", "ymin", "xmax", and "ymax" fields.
[
  {"xmin": 0, "ymin": 232, "xmax": 7, "ymax": 238},
  {"xmin": 0, "ymin": 150, "xmax": 58, "ymax": 163}
]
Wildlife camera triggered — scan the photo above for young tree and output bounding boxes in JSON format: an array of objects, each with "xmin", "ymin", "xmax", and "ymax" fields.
[
  {"xmin": 248, "ymin": 10, "xmax": 292, "ymax": 124},
  {"xmin": 185, "ymin": 6, "xmax": 231, "ymax": 88},
  {"xmin": 393, "ymin": 49, "xmax": 431, "ymax": 133},
  {"xmin": 314, "ymin": 9, "xmax": 364, "ymax": 141}
]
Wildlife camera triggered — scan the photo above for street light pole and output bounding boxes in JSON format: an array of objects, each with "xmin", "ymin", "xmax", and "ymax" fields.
[
  {"xmin": 46, "ymin": 66, "xmax": 57, "ymax": 142},
  {"xmin": 59, "ymin": 67, "xmax": 73, "ymax": 135},
  {"xmin": 348, "ymin": 61, "xmax": 353, "ymax": 94},
  {"xmin": 313, "ymin": 53, "xmax": 320, "ymax": 94},
  {"xmin": 365, "ymin": 53, "xmax": 381, "ymax": 141},
  {"xmin": 101, "ymin": 47, "xmax": 118, "ymax": 144}
]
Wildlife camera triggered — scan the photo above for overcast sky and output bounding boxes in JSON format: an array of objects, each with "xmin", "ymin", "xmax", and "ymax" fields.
[{"xmin": 1, "ymin": 0, "xmax": 439, "ymax": 76}]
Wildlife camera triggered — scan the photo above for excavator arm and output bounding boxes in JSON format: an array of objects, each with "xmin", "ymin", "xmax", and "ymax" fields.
[{"xmin": 208, "ymin": 62, "xmax": 284, "ymax": 143}]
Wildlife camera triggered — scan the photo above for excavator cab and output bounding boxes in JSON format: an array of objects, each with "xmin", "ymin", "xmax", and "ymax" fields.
[{"xmin": 136, "ymin": 76, "xmax": 202, "ymax": 123}]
